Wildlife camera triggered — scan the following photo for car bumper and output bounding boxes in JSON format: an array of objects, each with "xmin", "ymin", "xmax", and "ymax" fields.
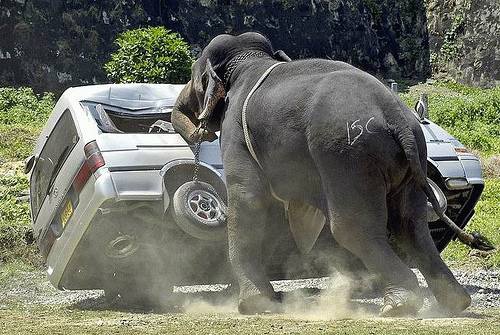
[{"xmin": 45, "ymin": 168, "xmax": 166, "ymax": 289}]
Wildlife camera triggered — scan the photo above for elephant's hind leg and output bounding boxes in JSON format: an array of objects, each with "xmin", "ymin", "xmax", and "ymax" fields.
[
  {"xmin": 394, "ymin": 185, "xmax": 471, "ymax": 314},
  {"xmin": 319, "ymin": 168, "xmax": 422, "ymax": 316}
]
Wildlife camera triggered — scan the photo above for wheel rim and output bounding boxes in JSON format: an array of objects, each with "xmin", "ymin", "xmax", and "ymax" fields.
[{"xmin": 187, "ymin": 190, "xmax": 224, "ymax": 226}]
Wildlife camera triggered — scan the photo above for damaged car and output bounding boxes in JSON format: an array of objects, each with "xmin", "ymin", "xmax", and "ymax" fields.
[{"xmin": 26, "ymin": 83, "xmax": 485, "ymax": 305}]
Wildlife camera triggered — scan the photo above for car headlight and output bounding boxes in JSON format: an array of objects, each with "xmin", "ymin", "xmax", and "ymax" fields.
[{"xmin": 445, "ymin": 177, "xmax": 470, "ymax": 190}]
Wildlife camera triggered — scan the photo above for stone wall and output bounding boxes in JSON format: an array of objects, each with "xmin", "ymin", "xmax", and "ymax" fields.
[
  {"xmin": 0, "ymin": 0, "xmax": 157, "ymax": 93},
  {"xmin": 164, "ymin": 0, "xmax": 430, "ymax": 80},
  {"xmin": 427, "ymin": 0, "xmax": 499, "ymax": 87},
  {"xmin": 0, "ymin": 0, "xmax": 430, "ymax": 93}
]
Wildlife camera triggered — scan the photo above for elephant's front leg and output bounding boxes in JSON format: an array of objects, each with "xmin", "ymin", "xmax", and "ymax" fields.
[{"xmin": 226, "ymin": 170, "xmax": 281, "ymax": 314}]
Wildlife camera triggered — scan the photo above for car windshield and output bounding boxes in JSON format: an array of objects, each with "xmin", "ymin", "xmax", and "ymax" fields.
[{"xmin": 30, "ymin": 110, "xmax": 79, "ymax": 219}]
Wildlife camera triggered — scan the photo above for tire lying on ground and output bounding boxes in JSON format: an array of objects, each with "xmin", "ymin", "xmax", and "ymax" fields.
[{"xmin": 171, "ymin": 181, "xmax": 227, "ymax": 241}]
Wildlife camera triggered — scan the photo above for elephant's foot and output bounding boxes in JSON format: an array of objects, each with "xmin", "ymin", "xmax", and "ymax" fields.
[
  {"xmin": 441, "ymin": 291, "xmax": 471, "ymax": 315},
  {"xmin": 432, "ymin": 278, "xmax": 471, "ymax": 315},
  {"xmin": 238, "ymin": 293, "xmax": 283, "ymax": 315},
  {"xmin": 380, "ymin": 286, "xmax": 423, "ymax": 317}
]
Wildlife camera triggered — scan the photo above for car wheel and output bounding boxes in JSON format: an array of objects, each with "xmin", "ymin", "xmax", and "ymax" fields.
[{"xmin": 172, "ymin": 181, "xmax": 227, "ymax": 241}]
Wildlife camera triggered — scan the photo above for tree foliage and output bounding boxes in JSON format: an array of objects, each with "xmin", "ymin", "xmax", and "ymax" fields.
[{"xmin": 104, "ymin": 27, "xmax": 193, "ymax": 84}]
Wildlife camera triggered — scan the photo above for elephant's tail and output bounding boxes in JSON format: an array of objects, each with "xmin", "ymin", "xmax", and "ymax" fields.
[{"xmin": 391, "ymin": 111, "xmax": 494, "ymax": 251}]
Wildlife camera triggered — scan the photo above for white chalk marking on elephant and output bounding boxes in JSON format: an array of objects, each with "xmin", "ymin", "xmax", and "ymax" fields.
[
  {"xmin": 347, "ymin": 119, "xmax": 363, "ymax": 145},
  {"xmin": 365, "ymin": 117, "xmax": 376, "ymax": 134},
  {"xmin": 347, "ymin": 117, "xmax": 377, "ymax": 145},
  {"xmin": 346, "ymin": 122, "xmax": 351, "ymax": 145}
]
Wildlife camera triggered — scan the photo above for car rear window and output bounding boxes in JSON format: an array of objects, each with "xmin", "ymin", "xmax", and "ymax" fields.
[
  {"xmin": 81, "ymin": 101, "xmax": 175, "ymax": 133},
  {"xmin": 30, "ymin": 110, "xmax": 79, "ymax": 219}
]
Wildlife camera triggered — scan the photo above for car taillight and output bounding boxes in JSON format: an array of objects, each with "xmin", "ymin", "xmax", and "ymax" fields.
[
  {"xmin": 73, "ymin": 141, "xmax": 105, "ymax": 193},
  {"xmin": 84, "ymin": 141, "xmax": 105, "ymax": 172}
]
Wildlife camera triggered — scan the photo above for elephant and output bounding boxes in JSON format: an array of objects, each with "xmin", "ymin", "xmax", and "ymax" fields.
[{"xmin": 171, "ymin": 32, "xmax": 490, "ymax": 316}]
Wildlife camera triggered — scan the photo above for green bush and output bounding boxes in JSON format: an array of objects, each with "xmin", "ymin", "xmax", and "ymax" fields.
[
  {"xmin": 104, "ymin": 26, "xmax": 193, "ymax": 84},
  {"xmin": 400, "ymin": 82, "xmax": 500, "ymax": 155}
]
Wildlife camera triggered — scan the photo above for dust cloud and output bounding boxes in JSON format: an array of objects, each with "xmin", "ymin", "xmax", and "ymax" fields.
[
  {"xmin": 281, "ymin": 272, "xmax": 378, "ymax": 320},
  {"xmin": 176, "ymin": 271, "xmax": 380, "ymax": 319},
  {"xmin": 182, "ymin": 296, "xmax": 237, "ymax": 314}
]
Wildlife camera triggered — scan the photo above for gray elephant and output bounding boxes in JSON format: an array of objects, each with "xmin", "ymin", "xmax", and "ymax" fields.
[{"xmin": 171, "ymin": 32, "xmax": 490, "ymax": 316}]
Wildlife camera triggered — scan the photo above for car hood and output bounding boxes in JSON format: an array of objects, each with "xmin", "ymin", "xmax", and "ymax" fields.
[
  {"xmin": 418, "ymin": 119, "xmax": 482, "ymax": 181},
  {"xmin": 419, "ymin": 120, "xmax": 462, "ymax": 159},
  {"xmin": 420, "ymin": 120, "xmax": 455, "ymax": 143}
]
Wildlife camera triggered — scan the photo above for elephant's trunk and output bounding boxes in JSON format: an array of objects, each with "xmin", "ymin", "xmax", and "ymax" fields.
[
  {"xmin": 172, "ymin": 81, "xmax": 200, "ymax": 144},
  {"xmin": 171, "ymin": 105, "xmax": 199, "ymax": 144},
  {"xmin": 171, "ymin": 81, "xmax": 218, "ymax": 144}
]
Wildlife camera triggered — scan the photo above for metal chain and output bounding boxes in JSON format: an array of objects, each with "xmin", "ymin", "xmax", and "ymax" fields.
[
  {"xmin": 193, "ymin": 140, "xmax": 202, "ymax": 182},
  {"xmin": 192, "ymin": 119, "xmax": 208, "ymax": 183},
  {"xmin": 191, "ymin": 120, "xmax": 227, "ymax": 223}
]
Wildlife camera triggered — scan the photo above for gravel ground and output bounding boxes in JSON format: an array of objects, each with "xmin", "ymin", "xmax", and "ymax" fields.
[{"xmin": 1, "ymin": 268, "xmax": 498, "ymax": 315}]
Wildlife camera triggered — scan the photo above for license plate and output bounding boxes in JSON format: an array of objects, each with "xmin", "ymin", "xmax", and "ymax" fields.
[{"xmin": 60, "ymin": 200, "xmax": 73, "ymax": 228}]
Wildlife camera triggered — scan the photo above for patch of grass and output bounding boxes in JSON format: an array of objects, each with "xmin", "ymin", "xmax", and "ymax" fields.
[
  {"xmin": 0, "ymin": 125, "xmax": 41, "ymax": 162},
  {"xmin": 0, "ymin": 87, "xmax": 54, "ymax": 127},
  {"xmin": 0, "ymin": 305, "xmax": 498, "ymax": 335},
  {"xmin": 483, "ymin": 155, "xmax": 500, "ymax": 178},
  {"xmin": 0, "ymin": 163, "xmax": 40, "ymax": 266},
  {"xmin": 400, "ymin": 81, "xmax": 500, "ymax": 156},
  {"xmin": 0, "ymin": 87, "xmax": 54, "ymax": 164},
  {"xmin": 0, "ymin": 260, "xmax": 36, "ymax": 286},
  {"xmin": 0, "ymin": 87, "xmax": 52, "ymax": 266},
  {"xmin": 443, "ymin": 178, "xmax": 500, "ymax": 267}
]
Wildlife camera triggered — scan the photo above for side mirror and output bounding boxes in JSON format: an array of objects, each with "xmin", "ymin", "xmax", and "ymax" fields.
[
  {"xmin": 390, "ymin": 82, "xmax": 398, "ymax": 94},
  {"xmin": 414, "ymin": 93, "xmax": 429, "ymax": 120},
  {"xmin": 24, "ymin": 155, "xmax": 37, "ymax": 174}
]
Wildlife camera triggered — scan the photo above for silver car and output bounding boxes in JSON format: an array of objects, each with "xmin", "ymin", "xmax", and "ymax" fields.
[{"xmin": 26, "ymin": 83, "xmax": 484, "ymax": 305}]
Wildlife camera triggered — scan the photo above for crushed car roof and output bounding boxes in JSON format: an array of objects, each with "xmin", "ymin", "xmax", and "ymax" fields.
[{"xmin": 67, "ymin": 83, "xmax": 186, "ymax": 114}]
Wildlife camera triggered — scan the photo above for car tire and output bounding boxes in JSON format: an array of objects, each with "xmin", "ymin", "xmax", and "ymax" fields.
[{"xmin": 172, "ymin": 181, "xmax": 227, "ymax": 241}]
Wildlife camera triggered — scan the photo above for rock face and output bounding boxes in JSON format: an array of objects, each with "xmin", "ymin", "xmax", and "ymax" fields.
[
  {"xmin": 165, "ymin": 0, "xmax": 430, "ymax": 80},
  {"xmin": 0, "ymin": 0, "xmax": 153, "ymax": 93},
  {"xmin": 0, "ymin": 0, "xmax": 430, "ymax": 93},
  {"xmin": 427, "ymin": 0, "xmax": 499, "ymax": 87}
]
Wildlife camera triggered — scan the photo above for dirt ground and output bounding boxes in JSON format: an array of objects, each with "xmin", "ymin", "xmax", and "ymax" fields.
[{"xmin": 1, "ymin": 267, "xmax": 499, "ymax": 334}]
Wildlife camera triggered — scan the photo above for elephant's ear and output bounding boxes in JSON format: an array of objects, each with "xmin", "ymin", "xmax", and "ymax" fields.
[
  {"xmin": 198, "ymin": 59, "xmax": 226, "ymax": 121},
  {"xmin": 273, "ymin": 50, "xmax": 292, "ymax": 62}
]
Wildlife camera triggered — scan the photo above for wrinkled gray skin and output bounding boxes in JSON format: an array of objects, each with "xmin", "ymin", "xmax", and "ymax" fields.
[{"xmin": 171, "ymin": 32, "xmax": 471, "ymax": 316}]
